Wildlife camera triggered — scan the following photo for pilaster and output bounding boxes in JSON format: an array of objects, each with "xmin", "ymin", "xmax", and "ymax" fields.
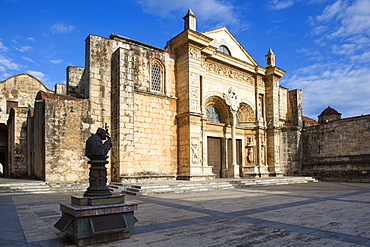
[
  {"xmin": 111, "ymin": 48, "xmax": 135, "ymax": 181},
  {"xmin": 265, "ymin": 67, "xmax": 286, "ymax": 176},
  {"xmin": 169, "ymin": 30, "xmax": 214, "ymax": 180}
]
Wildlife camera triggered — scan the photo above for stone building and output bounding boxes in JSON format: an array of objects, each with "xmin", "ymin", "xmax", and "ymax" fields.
[
  {"xmin": 0, "ymin": 10, "xmax": 316, "ymax": 183},
  {"xmin": 0, "ymin": 74, "xmax": 53, "ymax": 178},
  {"xmin": 301, "ymin": 107, "xmax": 370, "ymax": 182}
]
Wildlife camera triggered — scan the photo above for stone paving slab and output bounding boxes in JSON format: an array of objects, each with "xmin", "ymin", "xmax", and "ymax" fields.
[{"xmin": 0, "ymin": 181, "xmax": 369, "ymax": 246}]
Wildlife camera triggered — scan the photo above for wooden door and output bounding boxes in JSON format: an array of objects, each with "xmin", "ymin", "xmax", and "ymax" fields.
[
  {"xmin": 228, "ymin": 139, "xmax": 242, "ymax": 167},
  {"xmin": 207, "ymin": 137, "xmax": 222, "ymax": 178}
]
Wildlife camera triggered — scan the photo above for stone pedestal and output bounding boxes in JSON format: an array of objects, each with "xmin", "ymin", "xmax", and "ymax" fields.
[
  {"xmin": 55, "ymin": 154, "xmax": 138, "ymax": 246},
  {"xmin": 55, "ymin": 195, "xmax": 138, "ymax": 246},
  {"xmin": 84, "ymin": 155, "xmax": 112, "ymax": 197}
]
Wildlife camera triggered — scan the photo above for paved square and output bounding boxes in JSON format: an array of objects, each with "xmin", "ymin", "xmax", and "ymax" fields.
[{"xmin": 1, "ymin": 181, "xmax": 370, "ymax": 246}]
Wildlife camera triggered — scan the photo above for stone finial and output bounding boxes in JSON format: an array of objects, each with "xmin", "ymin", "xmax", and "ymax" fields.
[
  {"xmin": 265, "ymin": 48, "xmax": 276, "ymax": 68},
  {"xmin": 183, "ymin": 8, "xmax": 197, "ymax": 31}
]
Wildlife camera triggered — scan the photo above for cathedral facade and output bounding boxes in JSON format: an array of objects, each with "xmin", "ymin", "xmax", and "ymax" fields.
[{"xmin": 1, "ymin": 10, "xmax": 304, "ymax": 183}]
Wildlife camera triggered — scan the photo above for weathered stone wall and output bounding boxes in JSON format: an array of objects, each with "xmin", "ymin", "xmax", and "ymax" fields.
[
  {"xmin": 301, "ymin": 115, "xmax": 370, "ymax": 182},
  {"xmin": 32, "ymin": 101, "xmax": 44, "ymax": 180},
  {"xmin": 66, "ymin": 66, "xmax": 86, "ymax": 98},
  {"xmin": 280, "ymin": 127, "xmax": 302, "ymax": 175},
  {"xmin": 279, "ymin": 89, "xmax": 303, "ymax": 175},
  {"xmin": 42, "ymin": 98, "xmax": 91, "ymax": 183},
  {"xmin": 109, "ymin": 34, "xmax": 177, "ymax": 181},
  {"xmin": 54, "ymin": 84, "xmax": 66, "ymax": 95},
  {"xmin": 7, "ymin": 107, "xmax": 29, "ymax": 178},
  {"xmin": 0, "ymin": 74, "xmax": 52, "ymax": 124}
]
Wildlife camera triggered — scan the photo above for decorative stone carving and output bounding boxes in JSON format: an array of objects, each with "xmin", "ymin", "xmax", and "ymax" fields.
[
  {"xmin": 257, "ymin": 77, "xmax": 265, "ymax": 87},
  {"xmin": 247, "ymin": 147, "xmax": 254, "ymax": 163},
  {"xmin": 204, "ymin": 61, "xmax": 254, "ymax": 85},
  {"xmin": 224, "ymin": 86, "xmax": 240, "ymax": 112},
  {"xmin": 275, "ymin": 146, "xmax": 280, "ymax": 164},
  {"xmin": 190, "ymin": 73, "xmax": 199, "ymax": 86},
  {"xmin": 191, "ymin": 87, "xmax": 199, "ymax": 99},
  {"xmin": 189, "ymin": 46, "xmax": 201, "ymax": 59},
  {"xmin": 261, "ymin": 146, "xmax": 265, "ymax": 165},
  {"xmin": 190, "ymin": 100, "xmax": 200, "ymax": 112},
  {"xmin": 258, "ymin": 94, "xmax": 264, "ymax": 120},
  {"xmin": 191, "ymin": 138, "xmax": 200, "ymax": 164},
  {"xmin": 247, "ymin": 136, "xmax": 255, "ymax": 146}
]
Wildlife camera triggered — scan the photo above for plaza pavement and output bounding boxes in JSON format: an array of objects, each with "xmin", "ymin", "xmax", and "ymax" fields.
[{"xmin": 0, "ymin": 180, "xmax": 370, "ymax": 246}]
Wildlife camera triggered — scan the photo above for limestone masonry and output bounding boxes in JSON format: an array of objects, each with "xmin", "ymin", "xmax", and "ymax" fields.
[{"xmin": 0, "ymin": 10, "xmax": 369, "ymax": 183}]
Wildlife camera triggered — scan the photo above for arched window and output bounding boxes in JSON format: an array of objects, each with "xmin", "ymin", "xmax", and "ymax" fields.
[
  {"xmin": 218, "ymin": 45, "xmax": 231, "ymax": 56},
  {"xmin": 151, "ymin": 61, "xmax": 163, "ymax": 92},
  {"xmin": 206, "ymin": 106, "xmax": 222, "ymax": 123}
]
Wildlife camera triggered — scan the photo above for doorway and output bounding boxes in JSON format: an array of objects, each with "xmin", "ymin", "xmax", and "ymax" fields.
[
  {"xmin": 228, "ymin": 139, "xmax": 242, "ymax": 168},
  {"xmin": 207, "ymin": 137, "xmax": 222, "ymax": 178}
]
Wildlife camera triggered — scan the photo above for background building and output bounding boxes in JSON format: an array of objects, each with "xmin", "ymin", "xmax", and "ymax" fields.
[{"xmin": 1, "ymin": 10, "xmax": 368, "ymax": 183}]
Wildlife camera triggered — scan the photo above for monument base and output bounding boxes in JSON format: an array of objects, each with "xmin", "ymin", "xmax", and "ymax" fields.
[{"xmin": 55, "ymin": 194, "xmax": 138, "ymax": 247}]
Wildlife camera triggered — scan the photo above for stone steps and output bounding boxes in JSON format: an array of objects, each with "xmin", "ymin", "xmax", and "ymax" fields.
[
  {"xmin": 109, "ymin": 177, "xmax": 318, "ymax": 196},
  {"xmin": 0, "ymin": 180, "xmax": 89, "ymax": 195}
]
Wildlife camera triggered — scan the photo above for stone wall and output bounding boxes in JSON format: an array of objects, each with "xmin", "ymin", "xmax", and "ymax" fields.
[
  {"xmin": 7, "ymin": 107, "xmax": 29, "ymax": 178},
  {"xmin": 280, "ymin": 127, "xmax": 302, "ymax": 175},
  {"xmin": 66, "ymin": 66, "xmax": 86, "ymax": 98},
  {"xmin": 301, "ymin": 115, "xmax": 370, "ymax": 182},
  {"xmin": 36, "ymin": 97, "xmax": 91, "ymax": 183},
  {"xmin": 108, "ymin": 34, "xmax": 177, "ymax": 181},
  {"xmin": 131, "ymin": 91, "xmax": 177, "ymax": 178},
  {"xmin": 0, "ymin": 74, "xmax": 52, "ymax": 124}
]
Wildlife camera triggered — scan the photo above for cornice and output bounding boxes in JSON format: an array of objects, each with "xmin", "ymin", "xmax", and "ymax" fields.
[{"xmin": 168, "ymin": 29, "xmax": 213, "ymax": 49}]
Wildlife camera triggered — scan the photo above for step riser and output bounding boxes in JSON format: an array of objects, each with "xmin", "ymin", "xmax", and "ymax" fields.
[{"xmin": 116, "ymin": 178, "xmax": 317, "ymax": 196}]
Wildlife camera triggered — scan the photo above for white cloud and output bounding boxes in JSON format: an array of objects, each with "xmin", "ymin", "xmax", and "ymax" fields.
[
  {"xmin": 268, "ymin": 0, "xmax": 296, "ymax": 10},
  {"xmin": 49, "ymin": 59, "xmax": 63, "ymax": 64},
  {"xmin": 22, "ymin": 56, "xmax": 36, "ymax": 64},
  {"xmin": 0, "ymin": 41, "xmax": 8, "ymax": 51},
  {"xmin": 315, "ymin": 0, "xmax": 370, "ymax": 38},
  {"xmin": 27, "ymin": 37, "xmax": 37, "ymax": 42},
  {"xmin": 0, "ymin": 55, "xmax": 20, "ymax": 70},
  {"xmin": 135, "ymin": 0, "xmax": 244, "ymax": 30},
  {"xmin": 282, "ymin": 63, "xmax": 370, "ymax": 118},
  {"xmin": 17, "ymin": 45, "xmax": 32, "ymax": 52},
  {"xmin": 294, "ymin": 0, "xmax": 370, "ymax": 118},
  {"xmin": 26, "ymin": 70, "xmax": 45, "ymax": 80},
  {"xmin": 350, "ymin": 51, "xmax": 370, "ymax": 63},
  {"xmin": 51, "ymin": 22, "xmax": 75, "ymax": 34}
]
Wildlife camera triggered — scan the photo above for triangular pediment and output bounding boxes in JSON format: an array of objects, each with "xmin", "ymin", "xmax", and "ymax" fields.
[{"xmin": 202, "ymin": 27, "xmax": 258, "ymax": 66}]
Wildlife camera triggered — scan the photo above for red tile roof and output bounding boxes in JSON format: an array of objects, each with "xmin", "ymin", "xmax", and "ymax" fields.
[
  {"xmin": 36, "ymin": 91, "xmax": 80, "ymax": 100},
  {"xmin": 302, "ymin": 116, "xmax": 318, "ymax": 124}
]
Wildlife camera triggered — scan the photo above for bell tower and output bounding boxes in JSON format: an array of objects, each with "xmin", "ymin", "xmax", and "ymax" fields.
[
  {"xmin": 183, "ymin": 8, "xmax": 197, "ymax": 31},
  {"xmin": 265, "ymin": 48, "xmax": 276, "ymax": 68}
]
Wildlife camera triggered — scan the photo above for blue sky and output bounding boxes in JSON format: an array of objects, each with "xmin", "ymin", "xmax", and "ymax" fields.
[{"xmin": 1, "ymin": 0, "xmax": 369, "ymax": 120}]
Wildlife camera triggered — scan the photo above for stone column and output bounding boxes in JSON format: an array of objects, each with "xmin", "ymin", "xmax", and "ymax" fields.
[
  {"xmin": 229, "ymin": 111, "xmax": 240, "ymax": 178},
  {"xmin": 224, "ymin": 87, "xmax": 240, "ymax": 178},
  {"xmin": 265, "ymin": 67, "xmax": 285, "ymax": 177}
]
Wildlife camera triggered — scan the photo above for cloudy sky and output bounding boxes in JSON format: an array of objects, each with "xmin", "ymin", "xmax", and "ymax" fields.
[{"xmin": 1, "ymin": 0, "xmax": 369, "ymax": 119}]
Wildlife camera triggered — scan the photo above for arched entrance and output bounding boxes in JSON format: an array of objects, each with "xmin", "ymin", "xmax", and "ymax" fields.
[
  {"xmin": 205, "ymin": 96, "xmax": 257, "ymax": 178},
  {"xmin": 204, "ymin": 96, "xmax": 230, "ymax": 178}
]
